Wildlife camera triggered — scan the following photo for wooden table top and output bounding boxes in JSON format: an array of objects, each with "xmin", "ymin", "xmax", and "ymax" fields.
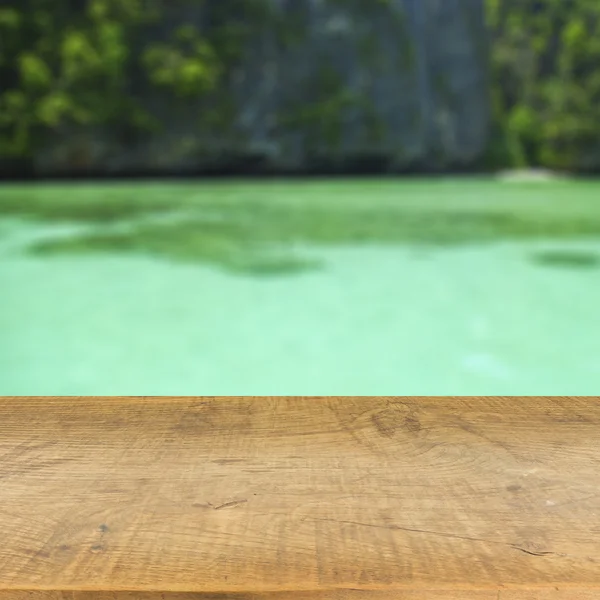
[{"xmin": 1, "ymin": 397, "xmax": 599, "ymax": 600}]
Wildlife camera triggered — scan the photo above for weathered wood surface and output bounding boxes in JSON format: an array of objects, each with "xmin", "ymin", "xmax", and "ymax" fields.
[{"xmin": 1, "ymin": 397, "xmax": 600, "ymax": 600}]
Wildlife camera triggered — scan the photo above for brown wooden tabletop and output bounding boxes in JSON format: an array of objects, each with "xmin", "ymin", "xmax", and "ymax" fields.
[{"xmin": 1, "ymin": 397, "xmax": 600, "ymax": 600}]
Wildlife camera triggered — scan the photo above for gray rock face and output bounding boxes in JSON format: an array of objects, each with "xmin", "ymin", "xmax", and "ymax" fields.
[{"xmin": 33, "ymin": 0, "xmax": 490, "ymax": 175}]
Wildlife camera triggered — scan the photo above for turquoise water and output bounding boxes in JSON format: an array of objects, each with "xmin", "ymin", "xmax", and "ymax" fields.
[{"xmin": 2, "ymin": 207, "xmax": 600, "ymax": 395}]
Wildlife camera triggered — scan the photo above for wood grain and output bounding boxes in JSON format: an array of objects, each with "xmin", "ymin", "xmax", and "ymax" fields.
[{"xmin": 1, "ymin": 397, "xmax": 600, "ymax": 600}]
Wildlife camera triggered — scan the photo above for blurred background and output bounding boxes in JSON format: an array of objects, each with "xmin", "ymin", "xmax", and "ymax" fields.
[{"xmin": 1, "ymin": 0, "xmax": 600, "ymax": 395}]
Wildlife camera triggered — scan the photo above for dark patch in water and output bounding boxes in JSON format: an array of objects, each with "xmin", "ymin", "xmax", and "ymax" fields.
[
  {"xmin": 7, "ymin": 182, "xmax": 600, "ymax": 277},
  {"xmin": 531, "ymin": 250, "xmax": 600, "ymax": 269}
]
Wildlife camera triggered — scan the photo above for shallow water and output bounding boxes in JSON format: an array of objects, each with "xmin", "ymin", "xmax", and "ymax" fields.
[{"xmin": 2, "ymin": 219, "xmax": 600, "ymax": 395}]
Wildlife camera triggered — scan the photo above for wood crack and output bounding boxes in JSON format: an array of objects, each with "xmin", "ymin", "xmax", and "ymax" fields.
[{"xmin": 309, "ymin": 518, "xmax": 568, "ymax": 558}]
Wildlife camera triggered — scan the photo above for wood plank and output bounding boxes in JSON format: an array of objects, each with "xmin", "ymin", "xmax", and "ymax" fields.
[
  {"xmin": 3, "ymin": 593, "xmax": 600, "ymax": 600},
  {"xmin": 1, "ymin": 397, "xmax": 600, "ymax": 600}
]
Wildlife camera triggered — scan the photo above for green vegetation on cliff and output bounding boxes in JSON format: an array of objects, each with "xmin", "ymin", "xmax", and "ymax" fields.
[
  {"xmin": 0, "ymin": 0, "xmax": 263, "ymax": 158},
  {"xmin": 3, "ymin": 0, "xmax": 600, "ymax": 170},
  {"xmin": 488, "ymin": 0, "xmax": 600, "ymax": 170}
]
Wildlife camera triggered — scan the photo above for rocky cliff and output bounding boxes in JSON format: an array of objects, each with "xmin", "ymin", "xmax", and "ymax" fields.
[{"xmin": 7, "ymin": 0, "xmax": 490, "ymax": 176}]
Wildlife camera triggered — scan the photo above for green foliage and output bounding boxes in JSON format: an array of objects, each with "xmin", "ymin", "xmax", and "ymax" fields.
[
  {"xmin": 0, "ymin": 0, "xmax": 222, "ymax": 157},
  {"xmin": 488, "ymin": 0, "xmax": 600, "ymax": 170},
  {"xmin": 143, "ymin": 26, "xmax": 220, "ymax": 97},
  {"xmin": 4, "ymin": 0, "xmax": 600, "ymax": 170}
]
